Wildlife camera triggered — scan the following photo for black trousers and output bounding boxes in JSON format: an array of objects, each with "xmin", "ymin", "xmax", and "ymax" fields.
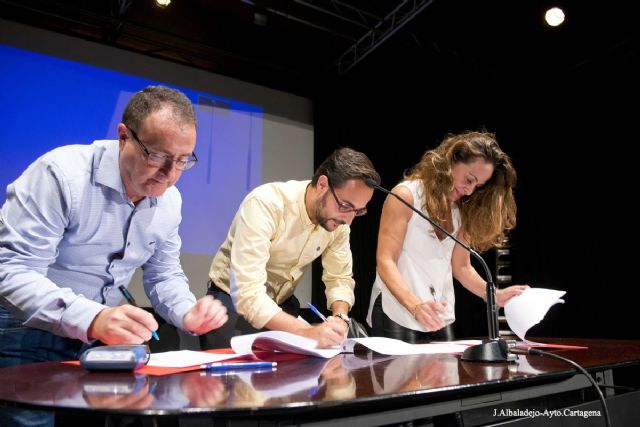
[
  {"xmin": 199, "ymin": 281, "xmax": 300, "ymax": 349},
  {"xmin": 370, "ymin": 294, "xmax": 454, "ymax": 343}
]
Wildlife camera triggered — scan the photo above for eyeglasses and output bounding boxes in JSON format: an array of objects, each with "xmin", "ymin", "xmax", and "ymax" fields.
[
  {"xmin": 127, "ymin": 126, "xmax": 198, "ymax": 171},
  {"xmin": 327, "ymin": 178, "xmax": 367, "ymax": 217}
]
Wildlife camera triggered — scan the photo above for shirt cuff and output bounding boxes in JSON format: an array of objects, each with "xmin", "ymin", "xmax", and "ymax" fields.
[
  {"xmin": 326, "ymin": 288, "xmax": 355, "ymax": 311},
  {"xmin": 164, "ymin": 299, "xmax": 195, "ymax": 332},
  {"xmin": 59, "ymin": 298, "xmax": 107, "ymax": 343}
]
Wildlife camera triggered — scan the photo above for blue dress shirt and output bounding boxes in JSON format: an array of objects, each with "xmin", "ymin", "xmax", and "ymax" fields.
[{"xmin": 0, "ymin": 140, "xmax": 196, "ymax": 342}]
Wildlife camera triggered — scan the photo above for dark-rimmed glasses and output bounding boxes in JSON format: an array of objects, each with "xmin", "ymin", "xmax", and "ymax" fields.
[
  {"xmin": 128, "ymin": 126, "xmax": 198, "ymax": 171},
  {"xmin": 327, "ymin": 178, "xmax": 367, "ymax": 216}
]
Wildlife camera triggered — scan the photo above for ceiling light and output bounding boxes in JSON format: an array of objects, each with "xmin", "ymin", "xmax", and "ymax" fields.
[
  {"xmin": 156, "ymin": 0, "xmax": 171, "ymax": 8},
  {"xmin": 544, "ymin": 7, "xmax": 565, "ymax": 27}
]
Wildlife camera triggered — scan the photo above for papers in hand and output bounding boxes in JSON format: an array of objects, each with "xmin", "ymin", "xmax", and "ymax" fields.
[{"xmin": 505, "ymin": 287, "xmax": 566, "ymax": 340}]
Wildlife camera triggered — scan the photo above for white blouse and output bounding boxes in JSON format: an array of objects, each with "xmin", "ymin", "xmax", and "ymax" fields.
[{"xmin": 367, "ymin": 179, "xmax": 461, "ymax": 332}]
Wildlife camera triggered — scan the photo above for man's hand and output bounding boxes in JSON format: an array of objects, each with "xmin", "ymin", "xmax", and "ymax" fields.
[
  {"xmin": 183, "ymin": 295, "xmax": 228, "ymax": 335},
  {"xmin": 296, "ymin": 316, "xmax": 347, "ymax": 348},
  {"xmin": 88, "ymin": 305, "xmax": 158, "ymax": 344}
]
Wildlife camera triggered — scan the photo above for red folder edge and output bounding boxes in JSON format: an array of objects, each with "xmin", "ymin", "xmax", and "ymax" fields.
[{"xmin": 63, "ymin": 348, "xmax": 307, "ymax": 376}]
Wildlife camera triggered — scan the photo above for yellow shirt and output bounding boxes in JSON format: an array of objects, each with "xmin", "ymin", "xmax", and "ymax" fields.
[{"xmin": 209, "ymin": 180, "xmax": 356, "ymax": 328}]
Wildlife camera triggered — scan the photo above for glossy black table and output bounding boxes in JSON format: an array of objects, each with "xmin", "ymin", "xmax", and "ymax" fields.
[{"xmin": 2, "ymin": 338, "xmax": 640, "ymax": 426}]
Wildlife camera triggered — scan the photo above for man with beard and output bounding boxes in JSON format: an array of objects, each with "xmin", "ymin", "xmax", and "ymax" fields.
[{"xmin": 200, "ymin": 148, "xmax": 380, "ymax": 349}]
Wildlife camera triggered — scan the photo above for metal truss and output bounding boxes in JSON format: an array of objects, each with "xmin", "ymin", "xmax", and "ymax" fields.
[{"xmin": 332, "ymin": 0, "xmax": 435, "ymax": 76}]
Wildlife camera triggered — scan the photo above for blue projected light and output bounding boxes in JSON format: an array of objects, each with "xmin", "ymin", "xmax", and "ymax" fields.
[{"xmin": 0, "ymin": 44, "xmax": 262, "ymax": 255}]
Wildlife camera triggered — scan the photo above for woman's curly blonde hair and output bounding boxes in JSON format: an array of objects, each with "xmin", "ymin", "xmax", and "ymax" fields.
[{"xmin": 405, "ymin": 131, "xmax": 517, "ymax": 252}]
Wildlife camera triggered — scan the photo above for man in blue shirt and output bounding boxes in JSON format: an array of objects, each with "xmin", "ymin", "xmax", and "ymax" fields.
[{"xmin": 0, "ymin": 85, "xmax": 228, "ymax": 427}]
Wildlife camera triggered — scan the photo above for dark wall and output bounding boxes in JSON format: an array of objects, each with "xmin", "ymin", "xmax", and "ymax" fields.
[{"xmin": 312, "ymin": 41, "xmax": 638, "ymax": 340}]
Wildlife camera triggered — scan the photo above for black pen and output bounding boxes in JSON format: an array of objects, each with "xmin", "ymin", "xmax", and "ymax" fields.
[
  {"xmin": 429, "ymin": 285, "xmax": 438, "ymax": 301},
  {"xmin": 118, "ymin": 285, "xmax": 160, "ymax": 341},
  {"xmin": 430, "ymin": 285, "xmax": 444, "ymax": 319}
]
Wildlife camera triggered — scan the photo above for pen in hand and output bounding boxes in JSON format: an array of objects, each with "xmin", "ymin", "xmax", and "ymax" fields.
[
  {"xmin": 306, "ymin": 302, "xmax": 326, "ymax": 322},
  {"xmin": 118, "ymin": 285, "xmax": 160, "ymax": 341},
  {"xmin": 429, "ymin": 285, "xmax": 445, "ymax": 319},
  {"xmin": 429, "ymin": 285, "xmax": 438, "ymax": 301},
  {"xmin": 307, "ymin": 302, "xmax": 349, "ymax": 345}
]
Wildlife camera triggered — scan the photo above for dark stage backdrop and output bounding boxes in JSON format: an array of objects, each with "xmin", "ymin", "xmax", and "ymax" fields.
[{"xmin": 312, "ymin": 41, "xmax": 638, "ymax": 341}]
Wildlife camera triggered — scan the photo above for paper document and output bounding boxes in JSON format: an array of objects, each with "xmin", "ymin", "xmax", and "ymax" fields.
[
  {"xmin": 147, "ymin": 350, "xmax": 240, "ymax": 368},
  {"xmin": 231, "ymin": 331, "xmax": 474, "ymax": 359},
  {"xmin": 505, "ymin": 287, "xmax": 566, "ymax": 340},
  {"xmin": 342, "ymin": 337, "xmax": 471, "ymax": 355},
  {"xmin": 231, "ymin": 331, "xmax": 342, "ymax": 358},
  {"xmin": 147, "ymin": 333, "xmax": 480, "ymax": 368}
]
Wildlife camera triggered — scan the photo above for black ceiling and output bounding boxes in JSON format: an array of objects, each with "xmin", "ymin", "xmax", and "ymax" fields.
[{"xmin": 1, "ymin": 0, "xmax": 639, "ymax": 96}]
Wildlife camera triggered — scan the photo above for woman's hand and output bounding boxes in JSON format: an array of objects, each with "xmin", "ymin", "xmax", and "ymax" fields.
[{"xmin": 496, "ymin": 285, "xmax": 529, "ymax": 307}]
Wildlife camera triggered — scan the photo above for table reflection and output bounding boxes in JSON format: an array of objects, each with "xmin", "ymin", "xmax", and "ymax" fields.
[
  {"xmin": 0, "ymin": 340, "xmax": 599, "ymax": 416},
  {"xmin": 227, "ymin": 356, "xmax": 355, "ymax": 405},
  {"xmin": 366, "ymin": 354, "xmax": 460, "ymax": 394},
  {"xmin": 82, "ymin": 373, "xmax": 154, "ymax": 409}
]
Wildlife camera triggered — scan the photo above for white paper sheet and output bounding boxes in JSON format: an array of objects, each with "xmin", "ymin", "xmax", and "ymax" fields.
[
  {"xmin": 230, "ymin": 331, "xmax": 474, "ymax": 359},
  {"xmin": 231, "ymin": 331, "xmax": 342, "ymax": 358},
  {"xmin": 147, "ymin": 350, "xmax": 240, "ymax": 368},
  {"xmin": 504, "ymin": 287, "xmax": 566, "ymax": 340},
  {"xmin": 342, "ymin": 337, "xmax": 471, "ymax": 355}
]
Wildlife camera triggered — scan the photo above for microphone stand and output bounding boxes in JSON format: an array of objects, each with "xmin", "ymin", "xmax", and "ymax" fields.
[{"xmin": 365, "ymin": 179, "xmax": 516, "ymax": 362}]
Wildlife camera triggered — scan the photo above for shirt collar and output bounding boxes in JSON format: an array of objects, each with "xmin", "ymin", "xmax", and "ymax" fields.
[
  {"xmin": 93, "ymin": 140, "xmax": 157, "ymax": 207},
  {"xmin": 297, "ymin": 180, "xmax": 314, "ymax": 227}
]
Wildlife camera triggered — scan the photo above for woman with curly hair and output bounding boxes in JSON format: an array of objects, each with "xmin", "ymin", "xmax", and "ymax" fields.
[{"xmin": 367, "ymin": 131, "xmax": 528, "ymax": 341}]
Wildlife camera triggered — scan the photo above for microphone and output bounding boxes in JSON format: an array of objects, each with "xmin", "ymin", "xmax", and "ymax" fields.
[{"xmin": 365, "ymin": 178, "xmax": 517, "ymax": 362}]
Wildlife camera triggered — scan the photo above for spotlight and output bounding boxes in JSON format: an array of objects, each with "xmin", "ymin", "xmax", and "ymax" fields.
[
  {"xmin": 156, "ymin": 0, "xmax": 171, "ymax": 8},
  {"xmin": 545, "ymin": 7, "xmax": 565, "ymax": 27}
]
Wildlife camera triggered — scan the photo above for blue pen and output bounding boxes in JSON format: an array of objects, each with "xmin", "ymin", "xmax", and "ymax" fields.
[
  {"xmin": 200, "ymin": 361, "xmax": 277, "ymax": 371},
  {"xmin": 306, "ymin": 302, "xmax": 326, "ymax": 322},
  {"xmin": 118, "ymin": 285, "xmax": 160, "ymax": 341},
  {"xmin": 201, "ymin": 367, "xmax": 276, "ymax": 376}
]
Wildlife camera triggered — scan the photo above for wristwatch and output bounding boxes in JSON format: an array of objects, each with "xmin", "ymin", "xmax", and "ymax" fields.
[{"xmin": 333, "ymin": 313, "xmax": 350, "ymax": 324}]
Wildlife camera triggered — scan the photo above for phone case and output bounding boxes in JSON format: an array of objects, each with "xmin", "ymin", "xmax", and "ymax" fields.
[{"xmin": 79, "ymin": 344, "xmax": 150, "ymax": 371}]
